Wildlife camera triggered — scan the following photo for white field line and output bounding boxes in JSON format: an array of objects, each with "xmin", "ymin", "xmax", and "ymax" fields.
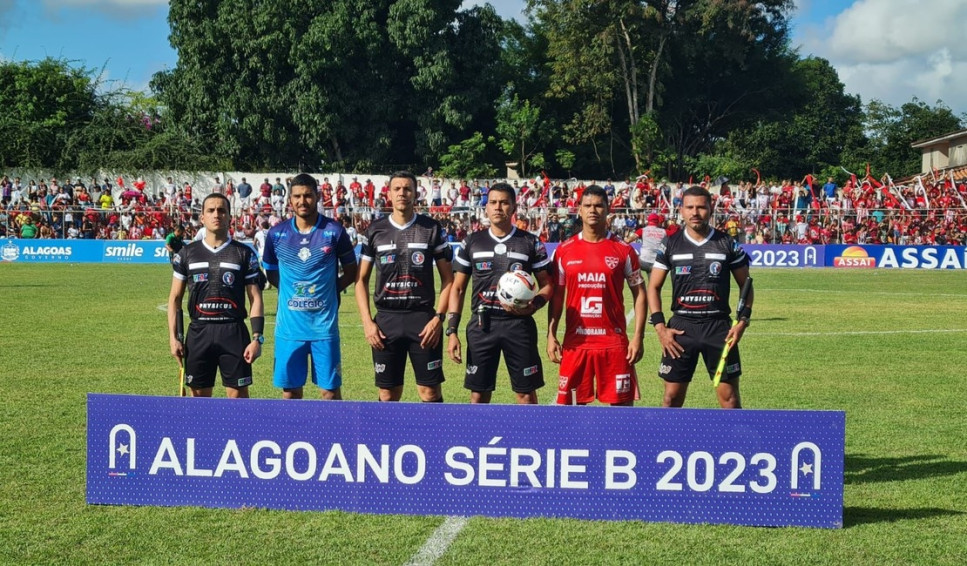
[
  {"xmin": 403, "ymin": 516, "xmax": 469, "ymax": 566},
  {"xmin": 758, "ymin": 328, "xmax": 967, "ymax": 337},
  {"xmin": 756, "ymin": 288, "xmax": 967, "ymax": 298}
]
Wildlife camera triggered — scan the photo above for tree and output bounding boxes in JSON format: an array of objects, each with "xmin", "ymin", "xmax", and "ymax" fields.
[
  {"xmin": 721, "ymin": 56, "xmax": 864, "ymax": 180},
  {"xmin": 858, "ymin": 98, "xmax": 964, "ymax": 178},
  {"xmin": 529, "ymin": 0, "xmax": 796, "ymax": 178},
  {"xmin": 438, "ymin": 132, "xmax": 498, "ymax": 179},
  {"xmin": 0, "ymin": 58, "xmax": 97, "ymax": 169},
  {"xmin": 496, "ymin": 91, "xmax": 552, "ymax": 177},
  {"xmin": 160, "ymin": 0, "xmax": 507, "ymax": 171}
]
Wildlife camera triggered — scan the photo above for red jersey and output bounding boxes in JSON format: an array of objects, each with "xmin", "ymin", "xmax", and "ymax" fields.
[{"xmin": 553, "ymin": 232, "xmax": 642, "ymax": 350}]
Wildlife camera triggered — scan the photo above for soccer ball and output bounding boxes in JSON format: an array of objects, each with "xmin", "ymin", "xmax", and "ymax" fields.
[{"xmin": 496, "ymin": 269, "xmax": 538, "ymax": 308}]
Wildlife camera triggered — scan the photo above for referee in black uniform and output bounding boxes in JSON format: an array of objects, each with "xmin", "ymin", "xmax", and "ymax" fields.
[
  {"xmin": 355, "ymin": 171, "xmax": 454, "ymax": 402},
  {"xmin": 446, "ymin": 183, "xmax": 554, "ymax": 404},
  {"xmin": 646, "ymin": 185, "xmax": 753, "ymax": 408},
  {"xmin": 167, "ymin": 193, "xmax": 265, "ymax": 398}
]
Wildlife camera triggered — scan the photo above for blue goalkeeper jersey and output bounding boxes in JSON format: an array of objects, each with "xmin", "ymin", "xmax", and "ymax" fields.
[{"xmin": 262, "ymin": 215, "xmax": 356, "ymax": 341}]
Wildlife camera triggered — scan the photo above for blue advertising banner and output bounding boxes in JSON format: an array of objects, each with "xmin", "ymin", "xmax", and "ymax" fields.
[
  {"xmin": 1, "ymin": 238, "xmax": 171, "ymax": 263},
  {"xmin": 88, "ymin": 394, "xmax": 845, "ymax": 528},
  {"xmin": 742, "ymin": 245, "xmax": 825, "ymax": 268},
  {"xmin": 824, "ymin": 244, "xmax": 967, "ymax": 269}
]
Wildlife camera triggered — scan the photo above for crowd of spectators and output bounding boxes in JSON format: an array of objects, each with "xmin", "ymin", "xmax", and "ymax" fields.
[{"xmin": 3, "ymin": 172, "xmax": 966, "ymax": 246}]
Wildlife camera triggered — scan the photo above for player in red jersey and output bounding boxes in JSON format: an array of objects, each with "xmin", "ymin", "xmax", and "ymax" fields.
[{"xmin": 547, "ymin": 185, "xmax": 646, "ymax": 405}]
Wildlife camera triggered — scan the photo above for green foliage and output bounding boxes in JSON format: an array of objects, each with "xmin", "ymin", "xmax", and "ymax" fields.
[
  {"xmin": 439, "ymin": 132, "xmax": 498, "ymax": 179},
  {"xmin": 554, "ymin": 148, "xmax": 575, "ymax": 176},
  {"xmin": 855, "ymin": 98, "xmax": 964, "ymax": 178},
  {"xmin": 6, "ymin": 2, "xmax": 966, "ymax": 180},
  {"xmin": 496, "ymin": 91, "xmax": 553, "ymax": 177},
  {"xmin": 0, "ymin": 58, "xmax": 224, "ymax": 172},
  {"xmin": 721, "ymin": 56, "xmax": 865, "ymax": 179},
  {"xmin": 0, "ymin": 58, "xmax": 96, "ymax": 168},
  {"xmin": 630, "ymin": 113, "xmax": 663, "ymax": 175},
  {"xmin": 688, "ymin": 150, "xmax": 754, "ymax": 184}
]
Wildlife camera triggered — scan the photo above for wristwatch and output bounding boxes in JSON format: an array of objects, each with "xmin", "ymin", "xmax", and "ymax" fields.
[
  {"xmin": 445, "ymin": 327, "xmax": 458, "ymax": 336},
  {"xmin": 253, "ymin": 334, "xmax": 265, "ymax": 344}
]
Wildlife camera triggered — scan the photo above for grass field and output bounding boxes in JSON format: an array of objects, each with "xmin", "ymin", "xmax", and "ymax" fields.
[{"xmin": 1, "ymin": 263, "xmax": 966, "ymax": 565}]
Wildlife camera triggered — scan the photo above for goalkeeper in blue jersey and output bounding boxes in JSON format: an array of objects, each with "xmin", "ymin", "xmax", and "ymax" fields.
[{"xmin": 262, "ymin": 173, "xmax": 358, "ymax": 400}]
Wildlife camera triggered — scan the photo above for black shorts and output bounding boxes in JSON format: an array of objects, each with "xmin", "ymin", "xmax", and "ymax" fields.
[
  {"xmin": 372, "ymin": 310, "xmax": 445, "ymax": 389},
  {"xmin": 184, "ymin": 322, "xmax": 253, "ymax": 389},
  {"xmin": 658, "ymin": 316, "xmax": 742, "ymax": 383},
  {"xmin": 465, "ymin": 315, "xmax": 544, "ymax": 393}
]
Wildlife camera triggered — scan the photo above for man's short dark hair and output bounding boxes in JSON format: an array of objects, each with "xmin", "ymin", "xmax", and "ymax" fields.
[
  {"xmin": 290, "ymin": 173, "xmax": 318, "ymax": 192},
  {"xmin": 389, "ymin": 170, "xmax": 418, "ymax": 189},
  {"xmin": 202, "ymin": 192, "xmax": 231, "ymax": 214},
  {"xmin": 581, "ymin": 184, "xmax": 609, "ymax": 207},
  {"xmin": 682, "ymin": 185, "xmax": 712, "ymax": 206},
  {"xmin": 488, "ymin": 182, "xmax": 516, "ymax": 202}
]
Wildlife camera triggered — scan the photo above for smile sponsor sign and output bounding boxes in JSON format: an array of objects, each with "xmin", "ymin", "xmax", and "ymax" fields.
[{"xmin": 88, "ymin": 394, "xmax": 844, "ymax": 528}]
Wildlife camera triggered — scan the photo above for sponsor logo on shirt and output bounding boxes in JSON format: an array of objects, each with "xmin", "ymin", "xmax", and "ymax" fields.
[
  {"xmin": 575, "ymin": 327, "xmax": 606, "ymax": 336},
  {"xmin": 580, "ymin": 296, "xmax": 603, "ymax": 317},
  {"xmin": 616, "ymin": 374, "xmax": 631, "ymax": 393},
  {"xmin": 288, "ymin": 281, "xmax": 324, "ymax": 311},
  {"xmin": 675, "ymin": 266, "xmax": 691, "ymax": 275},
  {"xmin": 193, "ymin": 273, "xmax": 208, "ymax": 282},
  {"xmin": 475, "ymin": 261, "xmax": 492, "ymax": 270},
  {"xmin": 677, "ymin": 290, "xmax": 719, "ymax": 309}
]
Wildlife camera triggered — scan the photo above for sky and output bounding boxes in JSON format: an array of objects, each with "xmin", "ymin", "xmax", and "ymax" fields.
[{"xmin": 0, "ymin": 0, "xmax": 964, "ymax": 114}]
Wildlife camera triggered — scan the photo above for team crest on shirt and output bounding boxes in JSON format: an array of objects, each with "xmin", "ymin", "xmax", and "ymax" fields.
[
  {"xmin": 709, "ymin": 261, "xmax": 722, "ymax": 276},
  {"xmin": 412, "ymin": 251, "xmax": 425, "ymax": 265},
  {"xmin": 510, "ymin": 262, "xmax": 523, "ymax": 271},
  {"xmin": 298, "ymin": 247, "xmax": 311, "ymax": 262},
  {"xmin": 605, "ymin": 256, "xmax": 619, "ymax": 269},
  {"xmin": 222, "ymin": 272, "xmax": 235, "ymax": 285}
]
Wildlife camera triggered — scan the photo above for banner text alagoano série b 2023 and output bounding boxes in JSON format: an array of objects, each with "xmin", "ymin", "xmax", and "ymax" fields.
[{"xmin": 87, "ymin": 394, "xmax": 845, "ymax": 528}]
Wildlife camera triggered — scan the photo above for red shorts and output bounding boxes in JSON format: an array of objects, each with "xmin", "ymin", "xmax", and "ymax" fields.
[{"xmin": 556, "ymin": 347, "xmax": 639, "ymax": 405}]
